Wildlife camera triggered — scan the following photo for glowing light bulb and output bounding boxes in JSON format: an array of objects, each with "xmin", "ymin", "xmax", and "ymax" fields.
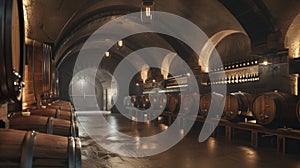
[
  {"xmin": 117, "ymin": 40, "xmax": 124, "ymax": 47},
  {"xmin": 146, "ymin": 7, "xmax": 151, "ymax": 17},
  {"xmin": 105, "ymin": 51, "xmax": 110, "ymax": 57}
]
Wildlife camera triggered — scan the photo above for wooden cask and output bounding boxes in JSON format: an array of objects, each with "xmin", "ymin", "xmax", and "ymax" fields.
[
  {"xmin": 166, "ymin": 94, "xmax": 181, "ymax": 113},
  {"xmin": 0, "ymin": 129, "xmax": 81, "ymax": 168},
  {"xmin": 140, "ymin": 95, "xmax": 151, "ymax": 109},
  {"xmin": 223, "ymin": 92, "xmax": 253, "ymax": 121},
  {"xmin": 13, "ymin": 108, "xmax": 75, "ymax": 121},
  {"xmin": 45, "ymin": 104, "xmax": 74, "ymax": 112},
  {"xmin": 123, "ymin": 96, "xmax": 132, "ymax": 107},
  {"xmin": 149, "ymin": 94, "xmax": 167, "ymax": 110},
  {"xmin": 199, "ymin": 92, "xmax": 224, "ymax": 117},
  {"xmin": 252, "ymin": 92, "xmax": 299, "ymax": 128},
  {"xmin": 199, "ymin": 94, "xmax": 211, "ymax": 116},
  {"xmin": 9, "ymin": 116, "xmax": 78, "ymax": 137},
  {"xmin": 0, "ymin": 0, "xmax": 25, "ymax": 103},
  {"xmin": 181, "ymin": 94, "xmax": 194, "ymax": 113}
]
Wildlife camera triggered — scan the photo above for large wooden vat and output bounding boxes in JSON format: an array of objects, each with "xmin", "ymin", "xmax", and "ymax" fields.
[
  {"xmin": 199, "ymin": 92, "xmax": 224, "ymax": 117},
  {"xmin": 0, "ymin": 129, "xmax": 81, "ymax": 168},
  {"xmin": 166, "ymin": 94, "xmax": 181, "ymax": 113},
  {"xmin": 252, "ymin": 92, "xmax": 299, "ymax": 128},
  {"xmin": 223, "ymin": 92, "xmax": 253, "ymax": 121},
  {"xmin": 9, "ymin": 116, "xmax": 78, "ymax": 137},
  {"xmin": 0, "ymin": 0, "xmax": 25, "ymax": 103}
]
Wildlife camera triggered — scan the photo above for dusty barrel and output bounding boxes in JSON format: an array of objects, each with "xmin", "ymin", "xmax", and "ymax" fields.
[
  {"xmin": 0, "ymin": 0, "xmax": 25, "ymax": 103},
  {"xmin": 0, "ymin": 129, "xmax": 81, "ymax": 168},
  {"xmin": 166, "ymin": 94, "xmax": 181, "ymax": 113},
  {"xmin": 9, "ymin": 116, "xmax": 78, "ymax": 137},
  {"xmin": 223, "ymin": 92, "xmax": 253, "ymax": 121},
  {"xmin": 149, "ymin": 94, "xmax": 167, "ymax": 110},
  {"xmin": 252, "ymin": 92, "xmax": 298, "ymax": 128},
  {"xmin": 13, "ymin": 108, "xmax": 75, "ymax": 121}
]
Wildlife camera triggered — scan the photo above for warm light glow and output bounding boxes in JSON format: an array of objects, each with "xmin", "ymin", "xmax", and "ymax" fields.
[
  {"xmin": 180, "ymin": 129, "xmax": 185, "ymax": 135},
  {"xmin": 146, "ymin": 7, "xmax": 151, "ymax": 17},
  {"xmin": 158, "ymin": 116, "xmax": 163, "ymax": 121},
  {"xmin": 285, "ymin": 12, "xmax": 300, "ymax": 58},
  {"xmin": 136, "ymin": 83, "xmax": 140, "ymax": 86},
  {"xmin": 263, "ymin": 61, "xmax": 268, "ymax": 66},
  {"xmin": 248, "ymin": 120, "xmax": 257, "ymax": 124},
  {"xmin": 161, "ymin": 53, "xmax": 176, "ymax": 79},
  {"xmin": 187, "ymin": 73, "xmax": 191, "ymax": 77},
  {"xmin": 105, "ymin": 51, "xmax": 110, "ymax": 57},
  {"xmin": 152, "ymin": 79, "xmax": 156, "ymax": 83},
  {"xmin": 117, "ymin": 40, "xmax": 124, "ymax": 47},
  {"xmin": 141, "ymin": 65, "xmax": 150, "ymax": 83},
  {"xmin": 292, "ymin": 74, "xmax": 299, "ymax": 96},
  {"xmin": 198, "ymin": 30, "xmax": 250, "ymax": 73}
]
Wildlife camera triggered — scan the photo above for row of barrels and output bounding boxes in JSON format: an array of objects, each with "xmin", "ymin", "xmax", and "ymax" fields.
[
  {"xmin": 0, "ymin": 0, "xmax": 82, "ymax": 167},
  {"xmin": 10, "ymin": 99, "xmax": 78, "ymax": 137},
  {"xmin": 124, "ymin": 91, "xmax": 300, "ymax": 129},
  {"xmin": 5, "ymin": 99, "xmax": 81, "ymax": 168}
]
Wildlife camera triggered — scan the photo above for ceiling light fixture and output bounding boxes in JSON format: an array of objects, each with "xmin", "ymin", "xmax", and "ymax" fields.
[{"xmin": 141, "ymin": 0, "xmax": 155, "ymax": 23}]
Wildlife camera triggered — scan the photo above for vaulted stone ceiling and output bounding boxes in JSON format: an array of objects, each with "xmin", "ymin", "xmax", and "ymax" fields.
[{"xmin": 24, "ymin": 0, "xmax": 300, "ymax": 63}]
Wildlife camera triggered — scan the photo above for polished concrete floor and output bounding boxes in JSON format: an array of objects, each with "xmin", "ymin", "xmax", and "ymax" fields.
[{"xmin": 77, "ymin": 111, "xmax": 300, "ymax": 168}]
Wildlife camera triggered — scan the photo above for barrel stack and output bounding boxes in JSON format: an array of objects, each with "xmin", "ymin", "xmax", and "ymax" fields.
[{"xmin": 0, "ymin": 0, "xmax": 82, "ymax": 167}]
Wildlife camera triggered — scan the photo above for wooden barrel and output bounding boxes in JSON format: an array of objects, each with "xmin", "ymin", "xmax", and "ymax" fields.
[
  {"xmin": 252, "ymin": 92, "xmax": 298, "ymax": 128},
  {"xmin": 166, "ymin": 94, "xmax": 181, "ymax": 113},
  {"xmin": 297, "ymin": 99, "xmax": 300, "ymax": 123},
  {"xmin": 13, "ymin": 108, "xmax": 75, "ymax": 121},
  {"xmin": 0, "ymin": 0, "xmax": 25, "ymax": 103},
  {"xmin": 52, "ymin": 100, "xmax": 72, "ymax": 106},
  {"xmin": 199, "ymin": 94, "xmax": 211, "ymax": 116},
  {"xmin": 140, "ymin": 95, "xmax": 151, "ymax": 109},
  {"xmin": 41, "ymin": 44, "xmax": 52, "ymax": 97},
  {"xmin": 9, "ymin": 115, "xmax": 78, "ymax": 137},
  {"xmin": 199, "ymin": 92, "xmax": 224, "ymax": 117},
  {"xmin": 149, "ymin": 94, "xmax": 167, "ymax": 110},
  {"xmin": 0, "ymin": 129, "xmax": 81, "ymax": 167},
  {"xmin": 223, "ymin": 92, "xmax": 253, "ymax": 121},
  {"xmin": 182, "ymin": 94, "xmax": 194, "ymax": 113},
  {"xmin": 45, "ymin": 104, "xmax": 74, "ymax": 112},
  {"xmin": 130, "ymin": 96, "xmax": 138, "ymax": 107},
  {"xmin": 123, "ymin": 96, "xmax": 131, "ymax": 107}
]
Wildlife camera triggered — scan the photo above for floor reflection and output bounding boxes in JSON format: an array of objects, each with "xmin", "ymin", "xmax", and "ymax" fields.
[{"xmin": 77, "ymin": 111, "xmax": 300, "ymax": 168}]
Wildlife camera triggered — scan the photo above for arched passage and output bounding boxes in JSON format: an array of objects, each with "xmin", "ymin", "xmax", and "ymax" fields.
[{"xmin": 285, "ymin": 12, "xmax": 300, "ymax": 58}]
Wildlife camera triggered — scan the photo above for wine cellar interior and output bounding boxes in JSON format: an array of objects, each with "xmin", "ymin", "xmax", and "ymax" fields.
[{"xmin": 1, "ymin": 0, "xmax": 300, "ymax": 167}]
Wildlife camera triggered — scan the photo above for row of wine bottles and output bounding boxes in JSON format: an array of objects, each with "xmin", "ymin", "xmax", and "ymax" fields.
[
  {"xmin": 210, "ymin": 59, "xmax": 259, "ymax": 72},
  {"xmin": 207, "ymin": 73, "xmax": 260, "ymax": 85}
]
